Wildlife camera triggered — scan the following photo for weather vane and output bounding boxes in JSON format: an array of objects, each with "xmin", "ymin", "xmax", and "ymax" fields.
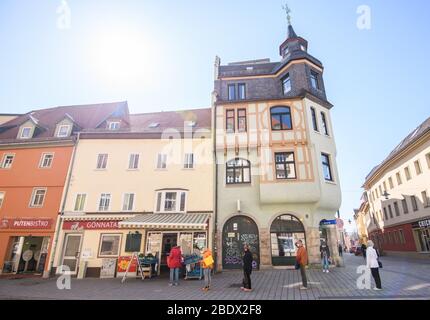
[{"xmin": 282, "ymin": 3, "xmax": 292, "ymax": 26}]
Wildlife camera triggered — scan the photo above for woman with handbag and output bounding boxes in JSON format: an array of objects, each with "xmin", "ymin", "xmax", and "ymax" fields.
[
  {"xmin": 201, "ymin": 248, "xmax": 214, "ymax": 291},
  {"xmin": 366, "ymin": 240, "xmax": 382, "ymax": 290}
]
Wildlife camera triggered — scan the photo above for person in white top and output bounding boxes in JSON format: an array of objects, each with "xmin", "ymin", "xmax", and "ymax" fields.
[{"xmin": 366, "ymin": 240, "xmax": 382, "ymax": 290}]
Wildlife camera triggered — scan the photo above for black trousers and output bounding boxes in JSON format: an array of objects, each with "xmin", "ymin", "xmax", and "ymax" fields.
[
  {"xmin": 371, "ymin": 268, "xmax": 382, "ymax": 289},
  {"xmin": 243, "ymin": 270, "xmax": 252, "ymax": 289},
  {"xmin": 299, "ymin": 265, "xmax": 308, "ymax": 288}
]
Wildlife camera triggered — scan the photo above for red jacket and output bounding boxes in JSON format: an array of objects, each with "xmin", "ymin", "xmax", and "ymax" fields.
[{"xmin": 167, "ymin": 246, "xmax": 183, "ymax": 269}]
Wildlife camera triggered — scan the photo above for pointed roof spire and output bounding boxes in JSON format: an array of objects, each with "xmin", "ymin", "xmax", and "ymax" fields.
[{"xmin": 283, "ymin": 3, "xmax": 298, "ymax": 39}]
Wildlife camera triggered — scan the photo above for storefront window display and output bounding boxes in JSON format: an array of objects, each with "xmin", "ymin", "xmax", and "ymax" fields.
[{"xmin": 99, "ymin": 234, "xmax": 121, "ymax": 257}]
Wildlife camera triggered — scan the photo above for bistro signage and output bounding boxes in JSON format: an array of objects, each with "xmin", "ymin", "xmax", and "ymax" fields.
[
  {"xmin": 0, "ymin": 218, "xmax": 53, "ymax": 229},
  {"xmin": 412, "ymin": 218, "xmax": 430, "ymax": 229},
  {"xmin": 62, "ymin": 220, "xmax": 120, "ymax": 230}
]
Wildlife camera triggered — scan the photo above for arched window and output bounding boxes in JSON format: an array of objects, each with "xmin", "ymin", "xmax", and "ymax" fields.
[
  {"xmin": 226, "ymin": 158, "xmax": 251, "ymax": 184},
  {"xmin": 270, "ymin": 106, "xmax": 292, "ymax": 130}
]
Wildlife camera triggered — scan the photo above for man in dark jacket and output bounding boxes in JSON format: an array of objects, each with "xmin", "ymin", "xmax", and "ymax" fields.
[
  {"xmin": 361, "ymin": 243, "xmax": 367, "ymax": 259},
  {"xmin": 241, "ymin": 245, "xmax": 253, "ymax": 292}
]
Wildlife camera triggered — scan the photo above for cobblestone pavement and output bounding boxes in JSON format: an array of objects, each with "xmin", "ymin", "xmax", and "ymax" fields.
[{"xmin": 0, "ymin": 254, "xmax": 429, "ymax": 300}]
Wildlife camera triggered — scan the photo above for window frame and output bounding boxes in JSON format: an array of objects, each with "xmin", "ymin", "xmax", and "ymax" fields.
[
  {"xmin": 98, "ymin": 233, "xmax": 122, "ymax": 258},
  {"xmin": 401, "ymin": 198, "xmax": 409, "ymax": 214},
  {"xmin": 122, "ymin": 193, "xmax": 135, "ymax": 211},
  {"xmin": 396, "ymin": 172, "xmax": 402, "ymax": 185},
  {"xmin": 237, "ymin": 108, "xmax": 247, "ymax": 133},
  {"xmin": 156, "ymin": 153, "xmax": 167, "ymax": 169},
  {"xmin": 404, "ymin": 166, "xmax": 411, "ymax": 180},
  {"xmin": 98, "ymin": 193, "xmax": 111, "ymax": 211},
  {"xmin": 57, "ymin": 124, "xmax": 71, "ymax": 138},
  {"xmin": 388, "ymin": 205, "xmax": 393, "ymax": 219},
  {"xmin": 282, "ymin": 73, "xmax": 292, "ymax": 95},
  {"xmin": 394, "ymin": 201, "xmax": 400, "ymax": 217},
  {"xmin": 0, "ymin": 191, "xmax": 5, "ymax": 209},
  {"xmin": 1, "ymin": 153, "xmax": 15, "ymax": 169},
  {"xmin": 414, "ymin": 160, "xmax": 422, "ymax": 175},
  {"xmin": 426, "ymin": 153, "xmax": 430, "ymax": 169},
  {"xmin": 238, "ymin": 83, "xmax": 246, "ymax": 100},
  {"xmin": 227, "ymin": 84, "xmax": 236, "ymax": 101},
  {"xmin": 310, "ymin": 70, "xmax": 320, "ymax": 90},
  {"xmin": 422, "ymin": 190, "xmax": 430, "ymax": 208},
  {"xmin": 321, "ymin": 153, "xmax": 334, "ymax": 182},
  {"xmin": 107, "ymin": 121, "xmax": 120, "ymax": 130},
  {"xmin": 74, "ymin": 193, "xmax": 87, "ymax": 212},
  {"xmin": 96, "ymin": 154, "xmax": 108, "ymax": 170},
  {"xmin": 270, "ymin": 106, "xmax": 293, "ymax": 131},
  {"xmin": 128, "ymin": 153, "xmax": 140, "ymax": 170},
  {"xmin": 226, "ymin": 109, "xmax": 235, "ymax": 133},
  {"xmin": 274, "ymin": 152, "xmax": 297, "ymax": 180},
  {"xmin": 20, "ymin": 127, "xmax": 32, "ymax": 139},
  {"xmin": 184, "ymin": 153, "xmax": 194, "ymax": 169},
  {"xmin": 310, "ymin": 107, "xmax": 319, "ymax": 132},
  {"xmin": 226, "ymin": 158, "xmax": 252, "ymax": 185},
  {"xmin": 29, "ymin": 188, "xmax": 47, "ymax": 208},
  {"xmin": 320, "ymin": 112, "xmax": 329, "ymax": 136},
  {"xmin": 411, "ymin": 195, "xmax": 419, "ymax": 211},
  {"xmin": 155, "ymin": 190, "xmax": 188, "ymax": 213},
  {"xmin": 39, "ymin": 152, "xmax": 54, "ymax": 169}
]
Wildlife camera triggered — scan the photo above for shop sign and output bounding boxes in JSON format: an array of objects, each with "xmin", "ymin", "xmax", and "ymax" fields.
[
  {"xmin": 62, "ymin": 220, "xmax": 120, "ymax": 230},
  {"xmin": 413, "ymin": 218, "xmax": 430, "ymax": 229},
  {"xmin": 320, "ymin": 219, "xmax": 337, "ymax": 226},
  {"xmin": 0, "ymin": 218, "xmax": 53, "ymax": 229}
]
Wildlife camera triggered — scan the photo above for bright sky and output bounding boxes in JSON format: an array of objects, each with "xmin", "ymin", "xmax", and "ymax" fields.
[{"xmin": 1, "ymin": 1, "xmax": 429, "ymax": 232}]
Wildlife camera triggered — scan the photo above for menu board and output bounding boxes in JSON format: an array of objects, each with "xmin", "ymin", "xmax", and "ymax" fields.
[{"xmin": 100, "ymin": 258, "xmax": 117, "ymax": 278}]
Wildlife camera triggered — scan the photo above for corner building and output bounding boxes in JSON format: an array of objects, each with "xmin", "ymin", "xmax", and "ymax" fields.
[{"xmin": 213, "ymin": 23, "xmax": 342, "ymax": 269}]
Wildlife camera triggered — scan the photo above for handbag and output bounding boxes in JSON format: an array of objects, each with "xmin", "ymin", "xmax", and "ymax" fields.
[
  {"xmin": 294, "ymin": 261, "xmax": 300, "ymax": 270},
  {"xmin": 378, "ymin": 259, "xmax": 383, "ymax": 268},
  {"xmin": 203, "ymin": 255, "xmax": 214, "ymax": 267}
]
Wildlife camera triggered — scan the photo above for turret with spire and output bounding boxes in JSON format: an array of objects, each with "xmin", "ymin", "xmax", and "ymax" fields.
[{"xmin": 279, "ymin": 4, "xmax": 308, "ymax": 59}]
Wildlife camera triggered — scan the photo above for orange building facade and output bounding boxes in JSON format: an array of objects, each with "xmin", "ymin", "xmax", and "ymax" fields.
[{"xmin": 0, "ymin": 143, "xmax": 74, "ymax": 276}]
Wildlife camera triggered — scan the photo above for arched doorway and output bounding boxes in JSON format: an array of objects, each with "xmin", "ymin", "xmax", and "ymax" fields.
[
  {"xmin": 222, "ymin": 216, "xmax": 260, "ymax": 270},
  {"xmin": 270, "ymin": 214, "xmax": 306, "ymax": 266}
]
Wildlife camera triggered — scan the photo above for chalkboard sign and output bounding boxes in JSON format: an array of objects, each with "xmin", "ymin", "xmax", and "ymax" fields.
[{"xmin": 125, "ymin": 233, "xmax": 142, "ymax": 252}]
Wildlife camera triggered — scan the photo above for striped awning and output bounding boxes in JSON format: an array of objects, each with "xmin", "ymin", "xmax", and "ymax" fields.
[{"xmin": 119, "ymin": 213, "xmax": 210, "ymax": 229}]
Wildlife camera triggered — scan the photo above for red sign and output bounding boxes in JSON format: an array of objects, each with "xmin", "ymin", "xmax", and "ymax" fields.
[
  {"xmin": 62, "ymin": 220, "xmax": 120, "ymax": 230},
  {"xmin": 117, "ymin": 256, "xmax": 137, "ymax": 273},
  {"xmin": 0, "ymin": 218, "xmax": 53, "ymax": 229}
]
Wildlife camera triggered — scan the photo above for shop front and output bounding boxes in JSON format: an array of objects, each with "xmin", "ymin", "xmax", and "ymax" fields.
[
  {"xmin": 0, "ymin": 218, "xmax": 53, "ymax": 275},
  {"xmin": 119, "ymin": 213, "xmax": 211, "ymax": 276},
  {"xmin": 412, "ymin": 217, "xmax": 430, "ymax": 253}
]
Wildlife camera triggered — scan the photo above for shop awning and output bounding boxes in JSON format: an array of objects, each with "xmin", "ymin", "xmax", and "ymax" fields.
[{"xmin": 118, "ymin": 213, "xmax": 210, "ymax": 229}]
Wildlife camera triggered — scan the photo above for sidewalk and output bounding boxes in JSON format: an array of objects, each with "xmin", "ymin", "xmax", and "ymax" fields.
[{"xmin": 0, "ymin": 254, "xmax": 429, "ymax": 300}]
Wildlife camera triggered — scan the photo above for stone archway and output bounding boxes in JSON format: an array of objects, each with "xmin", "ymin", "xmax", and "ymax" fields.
[
  {"xmin": 270, "ymin": 214, "xmax": 306, "ymax": 266},
  {"xmin": 222, "ymin": 215, "xmax": 260, "ymax": 270}
]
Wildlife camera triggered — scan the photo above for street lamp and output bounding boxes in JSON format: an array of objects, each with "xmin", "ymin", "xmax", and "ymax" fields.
[{"xmin": 382, "ymin": 191, "xmax": 390, "ymax": 200}]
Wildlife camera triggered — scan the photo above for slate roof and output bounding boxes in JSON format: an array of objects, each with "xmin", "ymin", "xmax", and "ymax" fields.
[{"xmin": 365, "ymin": 116, "xmax": 430, "ymax": 183}]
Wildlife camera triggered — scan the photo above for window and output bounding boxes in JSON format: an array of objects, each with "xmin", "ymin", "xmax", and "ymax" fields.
[
  {"xmin": 396, "ymin": 172, "xmax": 402, "ymax": 185},
  {"xmin": 184, "ymin": 153, "xmax": 194, "ymax": 169},
  {"xmin": 388, "ymin": 205, "xmax": 393, "ymax": 219},
  {"xmin": 311, "ymin": 107, "xmax": 319, "ymax": 132},
  {"xmin": 422, "ymin": 191, "xmax": 430, "ymax": 207},
  {"xmin": 1, "ymin": 154, "xmax": 14, "ymax": 169},
  {"xmin": 226, "ymin": 110, "xmax": 235, "ymax": 133},
  {"xmin": 284, "ymin": 47, "xmax": 289, "ymax": 56},
  {"xmin": 388, "ymin": 177, "xmax": 394, "ymax": 189},
  {"xmin": 411, "ymin": 196, "xmax": 418, "ymax": 211},
  {"xmin": 414, "ymin": 160, "xmax": 422, "ymax": 175},
  {"xmin": 226, "ymin": 158, "xmax": 251, "ymax": 184},
  {"xmin": 157, "ymin": 154, "xmax": 167, "ymax": 169},
  {"xmin": 270, "ymin": 106, "xmax": 292, "ymax": 130},
  {"xmin": 74, "ymin": 194, "xmax": 86, "ymax": 212},
  {"xmin": 310, "ymin": 70, "xmax": 320, "ymax": 89},
  {"xmin": 155, "ymin": 191, "xmax": 187, "ymax": 213},
  {"xmin": 98, "ymin": 193, "xmax": 111, "ymax": 211},
  {"xmin": 39, "ymin": 153, "xmax": 54, "ymax": 168},
  {"xmin": 30, "ymin": 188, "xmax": 46, "ymax": 207},
  {"xmin": 238, "ymin": 83, "xmax": 246, "ymax": 100},
  {"xmin": 237, "ymin": 109, "xmax": 247, "ymax": 133},
  {"xmin": 122, "ymin": 193, "xmax": 135, "ymax": 211},
  {"xmin": 383, "ymin": 181, "xmax": 387, "ymax": 191},
  {"xmin": 0, "ymin": 192, "xmax": 4, "ymax": 209},
  {"xmin": 321, "ymin": 153, "xmax": 333, "ymax": 182},
  {"xmin": 96, "ymin": 154, "xmax": 108, "ymax": 169},
  {"xmin": 228, "ymin": 84, "xmax": 236, "ymax": 101},
  {"xmin": 20, "ymin": 127, "xmax": 32, "ymax": 139},
  {"xmin": 426, "ymin": 153, "xmax": 430, "ymax": 169},
  {"xmin": 128, "ymin": 154, "xmax": 140, "ymax": 170},
  {"xmin": 379, "ymin": 185, "xmax": 383, "ymax": 195},
  {"xmin": 108, "ymin": 122, "xmax": 120, "ymax": 130},
  {"xmin": 394, "ymin": 202, "xmax": 400, "ymax": 216},
  {"xmin": 321, "ymin": 112, "xmax": 329, "ymax": 135},
  {"xmin": 99, "ymin": 234, "xmax": 121, "ymax": 257},
  {"xmin": 402, "ymin": 198, "xmax": 409, "ymax": 214},
  {"xmin": 399, "ymin": 230, "xmax": 405, "ymax": 244},
  {"xmin": 404, "ymin": 167, "xmax": 411, "ymax": 180},
  {"xmin": 282, "ymin": 73, "xmax": 291, "ymax": 94},
  {"xmin": 383, "ymin": 207, "xmax": 388, "ymax": 220},
  {"xmin": 57, "ymin": 125, "xmax": 71, "ymax": 137},
  {"xmin": 275, "ymin": 152, "xmax": 296, "ymax": 180}
]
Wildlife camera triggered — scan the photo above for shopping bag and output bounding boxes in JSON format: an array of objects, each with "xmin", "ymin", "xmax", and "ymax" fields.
[{"xmin": 203, "ymin": 255, "xmax": 214, "ymax": 267}]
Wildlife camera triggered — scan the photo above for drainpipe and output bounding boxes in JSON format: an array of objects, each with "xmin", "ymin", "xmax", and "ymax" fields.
[
  {"xmin": 45, "ymin": 133, "xmax": 80, "ymax": 278},
  {"xmin": 211, "ymin": 91, "xmax": 219, "ymax": 273}
]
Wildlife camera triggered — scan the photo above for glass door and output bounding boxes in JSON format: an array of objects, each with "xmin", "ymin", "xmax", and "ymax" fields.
[{"xmin": 60, "ymin": 234, "xmax": 82, "ymax": 275}]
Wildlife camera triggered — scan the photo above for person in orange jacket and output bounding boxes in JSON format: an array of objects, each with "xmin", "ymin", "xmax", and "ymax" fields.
[
  {"xmin": 201, "ymin": 248, "xmax": 214, "ymax": 291},
  {"xmin": 295, "ymin": 240, "xmax": 308, "ymax": 290}
]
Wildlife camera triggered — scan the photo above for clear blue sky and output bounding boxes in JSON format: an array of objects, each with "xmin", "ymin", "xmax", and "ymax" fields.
[{"xmin": 1, "ymin": 1, "xmax": 429, "ymax": 231}]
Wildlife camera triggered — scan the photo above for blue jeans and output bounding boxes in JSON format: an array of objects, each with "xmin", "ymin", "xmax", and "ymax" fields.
[
  {"xmin": 322, "ymin": 256, "xmax": 329, "ymax": 271},
  {"xmin": 203, "ymin": 268, "xmax": 212, "ymax": 287},
  {"xmin": 170, "ymin": 268, "xmax": 179, "ymax": 285}
]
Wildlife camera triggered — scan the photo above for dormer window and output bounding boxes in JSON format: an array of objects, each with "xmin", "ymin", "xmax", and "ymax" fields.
[
  {"xmin": 108, "ymin": 122, "xmax": 120, "ymax": 130},
  {"xmin": 310, "ymin": 70, "xmax": 320, "ymax": 90},
  {"xmin": 186, "ymin": 121, "xmax": 197, "ymax": 127},
  {"xmin": 57, "ymin": 124, "xmax": 71, "ymax": 137},
  {"xmin": 20, "ymin": 127, "xmax": 32, "ymax": 139},
  {"xmin": 284, "ymin": 47, "xmax": 290, "ymax": 56},
  {"xmin": 149, "ymin": 122, "xmax": 160, "ymax": 128},
  {"xmin": 282, "ymin": 73, "xmax": 291, "ymax": 94},
  {"xmin": 300, "ymin": 45, "xmax": 306, "ymax": 52}
]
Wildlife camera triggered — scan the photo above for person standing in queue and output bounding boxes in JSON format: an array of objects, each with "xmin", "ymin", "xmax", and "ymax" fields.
[
  {"xmin": 167, "ymin": 245, "xmax": 182, "ymax": 286},
  {"xmin": 295, "ymin": 240, "xmax": 308, "ymax": 290},
  {"xmin": 241, "ymin": 244, "xmax": 253, "ymax": 292}
]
